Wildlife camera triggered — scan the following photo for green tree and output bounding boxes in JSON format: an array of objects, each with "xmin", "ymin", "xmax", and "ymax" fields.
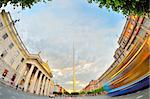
[
  {"xmin": 79, "ymin": 91, "xmax": 86, "ymax": 95},
  {"xmin": 0, "ymin": 0, "xmax": 51, "ymax": 9},
  {"xmin": 88, "ymin": 0, "xmax": 149, "ymax": 16}
]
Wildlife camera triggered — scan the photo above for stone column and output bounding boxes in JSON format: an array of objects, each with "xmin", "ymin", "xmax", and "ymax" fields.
[
  {"xmin": 47, "ymin": 81, "xmax": 49, "ymax": 96},
  {"xmin": 36, "ymin": 73, "xmax": 43, "ymax": 95},
  {"xmin": 46, "ymin": 79, "xmax": 49, "ymax": 96},
  {"xmin": 15, "ymin": 62, "xmax": 27, "ymax": 86},
  {"xmin": 40, "ymin": 76, "xmax": 46, "ymax": 95},
  {"xmin": 44, "ymin": 78, "xmax": 48, "ymax": 96},
  {"xmin": 30, "ymin": 69, "xmax": 39, "ymax": 93},
  {"xmin": 47, "ymin": 80, "xmax": 50, "ymax": 96},
  {"xmin": 49, "ymin": 80, "xmax": 52, "ymax": 95},
  {"xmin": 23, "ymin": 65, "xmax": 35, "ymax": 92}
]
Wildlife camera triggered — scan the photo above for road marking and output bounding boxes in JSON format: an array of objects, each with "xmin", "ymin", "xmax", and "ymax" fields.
[
  {"xmin": 11, "ymin": 96, "xmax": 16, "ymax": 99},
  {"xmin": 136, "ymin": 95, "xmax": 143, "ymax": 99}
]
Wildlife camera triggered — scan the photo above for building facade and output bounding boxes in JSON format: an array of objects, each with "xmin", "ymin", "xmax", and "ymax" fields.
[
  {"xmin": 98, "ymin": 15, "xmax": 150, "ymax": 84},
  {"xmin": 82, "ymin": 15, "xmax": 150, "ymax": 94},
  {"xmin": 0, "ymin": 10, "xmax": 54, "ymax": 96},
  {"xmin": 82, "ymin": 80, "xmax": 99, "ymax": 92}
]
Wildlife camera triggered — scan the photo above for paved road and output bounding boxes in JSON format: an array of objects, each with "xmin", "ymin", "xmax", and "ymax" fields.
[{"xmin": 0, "ymin": 82, "xmax": 149, "ymax": 99}]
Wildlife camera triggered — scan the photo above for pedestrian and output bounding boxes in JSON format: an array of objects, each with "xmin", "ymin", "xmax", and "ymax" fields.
[{"xmin": 16, "ymin": 84, "xmax": 18, "ymax": 90}]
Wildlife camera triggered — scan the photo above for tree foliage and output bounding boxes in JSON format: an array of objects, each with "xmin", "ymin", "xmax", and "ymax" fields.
[
  {"xmin": 79, "ymin": 91, "xmax": 86, "ymax": 94},
  {"xmin": 90, "ymin": 87, "xmax": 104, "ymax": 94},
  {"xmin": 0, "ymin": 0, "xmax": 149, "ymax": 16},
  {"xmin": 0, "ymin": 0, "xmax": 51, "ymax": 9},
  {"xmin": 85, "ymin": 87, "xmax": 104, "ymax": 95},
  {"xmin": 88, "ymin": 0, "xmax": 149, "ymax": 16}
]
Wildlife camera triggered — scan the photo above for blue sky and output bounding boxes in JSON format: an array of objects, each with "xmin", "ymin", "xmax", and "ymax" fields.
[{"xmin": 3, "ymin": 0, "xmax": 126, "ymax": 91}]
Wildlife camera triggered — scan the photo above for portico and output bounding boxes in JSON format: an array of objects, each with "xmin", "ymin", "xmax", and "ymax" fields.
[{"xmin": 15, "ymin": 56, "xmax": 53, "ymax": 96}]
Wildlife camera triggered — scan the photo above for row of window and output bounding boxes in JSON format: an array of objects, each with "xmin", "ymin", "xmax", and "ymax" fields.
[
  {"xmin": 0, "ymin": 49, "xmax": 24, "ymax": 69},
  {"xmin": 120, "ymin": 37, "xmax": 128, "ymax": 49},
  {"xmin": 0, "ymin": 42, "xmax": 14, "ymax": 58},
  {"xmin": 114, "ymin": 50, "xmax": 124, "ymax": 60},
  {"xmin": 125, "ymin": 18, "xmax": 147, "ymax": 52},
  {"xmin": 111, "ymin": 17, "xmax": 148, "ymax": 77},
  {"xmin": 114, "ymin": 22, "xmax": 147, "ymax": 65},
  {"xmin": 0, "ymin": 32, "xmax": 25, "ymax": 70},
  {"xmin": 0, "ymin": 33, "xmax": 14, "ymax": 58},
  {"xmin": 9, "ymin": 51, "xmax": 20, "ymax": 65}
]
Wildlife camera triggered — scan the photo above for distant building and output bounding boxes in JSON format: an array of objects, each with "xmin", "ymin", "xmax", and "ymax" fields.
[
  {"xmin": 0, "ymin": 10, "xmax": 53, "ymax": 96},
  {"xmin": 54, "ymin": 84, "xmax": 67, "ymax": 94},
  {"xmin": 82, "ymin": 80, "xmax": 99, "ymax": 92}
]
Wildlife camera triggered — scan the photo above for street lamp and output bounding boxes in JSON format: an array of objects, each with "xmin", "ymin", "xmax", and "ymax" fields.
[{"xmin": 0, "ymin": 19, "xmax": 20, "ymax": 31}]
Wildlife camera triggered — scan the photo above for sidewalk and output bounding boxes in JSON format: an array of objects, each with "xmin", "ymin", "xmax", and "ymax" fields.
[
  {"xmin": 0, "ymin": 77, "xmax": 16, "ymax": 89},
  {"xmin": 0, "ymin": 77, "xmax": 48, "ymax": 97}
]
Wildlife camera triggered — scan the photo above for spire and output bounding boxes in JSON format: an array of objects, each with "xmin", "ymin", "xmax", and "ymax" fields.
[{"xmin": 73, "ymin": 41, "xmax": 76, "ymax": 92}]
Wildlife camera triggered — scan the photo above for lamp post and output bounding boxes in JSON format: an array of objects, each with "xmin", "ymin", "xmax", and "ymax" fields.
[{"xmin": 0, "ymin": 19, "xmax": 20, "ymax": 31}]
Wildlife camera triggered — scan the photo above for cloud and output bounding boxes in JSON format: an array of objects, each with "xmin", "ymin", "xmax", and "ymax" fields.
[
  {"xmin": 4, "ymin": 0, "xmax": 126, "ymax": 90},
  {"xmin": 52, "ymin": 68, "xmax": 63, "ymax": 76},
  {"xmin": 63, "ymin": 80, "xmax": 88, "ymax": 91}
]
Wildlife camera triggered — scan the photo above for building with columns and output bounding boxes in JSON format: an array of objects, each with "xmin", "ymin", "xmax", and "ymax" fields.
[{"xmin": 0, "ymin": 10, "xmax": 53, "ymax": 96}]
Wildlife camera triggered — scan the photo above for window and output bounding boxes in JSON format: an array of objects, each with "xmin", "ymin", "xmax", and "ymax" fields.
[
  {"xmin": 131, "ymin": 20, "xmax": 136, "ymax": 25},
  {"xmin": 117, "ymin": 49, "xmax": 121, "ymax": 55},
  {"xmin": 143, "ymin": 18, "xmax": 150, "ymax": 29},
  {"xmin": 123, "ymin": 40, "xmax": 126, "ymax": 44},
  {"xmin": 128, "ymin": 28, "xmax": 132, "ymax": 33},
  {"xmin": 1, "ymin": 50, "xmax": 7, "ymax": 58},
  {"xmin": 9, "ymin": 43, "xmax": 14, "ymax": 49},
  {"xmin": 10, "ymin": 58, "xmax": 14, "ymax": 65},
  {"xmin": 16, "ymin": 51, "xmax": 20, "ymax": 57},
  {"xmin": 114, "ymin": 53, "xmax": 119, "ymax": 59},
  {"xmin": 120, "ymin": 54, "xmax": 124, "ymax": 60},
  {"xmin": 0, "ymin": 22, "xmax": 3, "ymax": 27},
  {"xmin": 2, "ymin": 33, "xmax": 8, "ymax": 40},
  {"xmin": 127, "ymin": 44, "xmax": 133, "ymax": 51},
  {"xmin": 21, "ymin": 58, "xmax": 24, "ymax": 62},
  {"xmin": 138, "ymin": 29, "xmax": 146, "ymax": 38},
  {"xmin": 1, "ymin": 53, "xmax": 4, "ymax": 57},
  {"xmin": 16, "ymin": 65, "xmax": 20, "ymax": 70},
  {"xmin": 120, "ymin": 43, "xmax": 124, "ymax": 48},
  {"xmin": 132, "ymin": 37, "xmax": 137, "ymax": 44}
]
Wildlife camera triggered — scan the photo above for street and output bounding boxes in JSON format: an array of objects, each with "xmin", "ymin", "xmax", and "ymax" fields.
[{"xmin": 0, "ymin": 82, "xmax": 149, "ymax": 99}]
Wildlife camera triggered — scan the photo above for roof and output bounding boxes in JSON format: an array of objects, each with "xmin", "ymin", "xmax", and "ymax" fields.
[{"xmin": 28, "ymin": 54, "xmax": 53, "ymax": 77}]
